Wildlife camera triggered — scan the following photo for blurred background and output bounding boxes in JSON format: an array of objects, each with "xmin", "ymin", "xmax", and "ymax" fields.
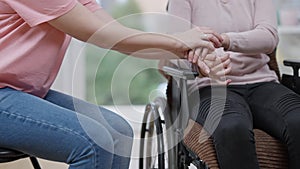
[
  {"xmin": 53, "ymin": 0, "xmax": 170, "ymax": 105},
  {"xmin": 1, "ymin": 0, "xmax": 299, "ymax": 168}
]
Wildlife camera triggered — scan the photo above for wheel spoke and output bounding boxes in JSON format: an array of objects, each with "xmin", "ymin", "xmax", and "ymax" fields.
[{"xmin": 139, "ymin": 103, "xmax": 170, "ymax": 169}]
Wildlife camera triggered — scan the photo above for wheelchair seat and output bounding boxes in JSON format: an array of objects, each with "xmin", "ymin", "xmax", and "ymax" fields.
[{"xmin": 184, "ymin": 119, "xmax": 289, "ymax": 169}]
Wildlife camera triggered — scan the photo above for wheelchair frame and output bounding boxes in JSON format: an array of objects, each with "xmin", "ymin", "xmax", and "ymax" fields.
[
  {"xmin": 139, "ymin": 63, "xmax": 207, "ymax": 169},
  {"xmin": 139, "ymin": 57, "xmax": 300, "ymax": 169}
]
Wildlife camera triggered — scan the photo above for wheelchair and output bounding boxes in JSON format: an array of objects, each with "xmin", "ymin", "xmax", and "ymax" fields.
[{"xmin": 139, "ymin": 50, "xmax": 300, "ymax": 169}]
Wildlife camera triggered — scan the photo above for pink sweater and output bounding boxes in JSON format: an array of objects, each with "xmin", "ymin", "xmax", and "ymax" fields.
[
  {"xmin": 168, "ymin": 0, "xmax": 279, "ymax": 87},
  {"xmin": 0, "ymin": 0, "xmax": 100, "ymax": 98}
]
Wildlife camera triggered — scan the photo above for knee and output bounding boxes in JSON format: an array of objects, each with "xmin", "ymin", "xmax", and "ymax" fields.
[
  {"xmin": 68, "ymin": 130, "xmax": 114, "ymax": 167},
  {"xmin": 214, "ymin": 120, "xmax": 253, "ymax": 145},
  {"xmin": 105, "ymin": 111, "xmax": 134, "ymax": 139},
  {"xmin": 284, "ymin": 115, "xmax": 300, "ymax": 143},
  {"xmin": 103, "ymin": 112, "xmax": 134, "ymax": 157},
  {"xmin": 78, "ymin": 115, "xmax": 115, "ymax": 152},
  {"xmin": 115, "ymin": 116, "xmax": 134, "ymax": 139}
]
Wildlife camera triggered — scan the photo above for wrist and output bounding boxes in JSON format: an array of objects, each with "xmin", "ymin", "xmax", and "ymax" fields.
[
  {"xmin": 221, "ymin": 33, "xmax": 230, "ymax": 50},
  {"xmin": 170, "ymin": 35, "xmax": 187, "ymax": 59}
]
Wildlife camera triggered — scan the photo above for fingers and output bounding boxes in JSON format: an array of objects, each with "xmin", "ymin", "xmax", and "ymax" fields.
[
  {"xmin": 197, "ymin": 60, "xmax": 210, "ymax": 75},
  {"xmin": 214, "ymin": 79, "xmax": 232, "ymax": 85},
  {"xmin": 187, "ymin": 50, "xmax": 196, "ymax": 63},
  {"xmin": 198, "ymin": 27, "xmax": 223, "ymax": 48},
  {"xmin": 200, "ymin": 48, "xmax": 209, "ymax": 61},
  {"xmin": 200, "ymin": 53, "xmax": 217, "ymax": 68},
  {"xmin": 193, "ymin": 48, "xmax": 202, "ymax": 63},
  {"xmin": 187, "ymin": 47, "xmax": 212, "ymax": 64},
  {"xmin": 222, "ymin": 57, "xmax": 231, "ymax": 70},
  {"xmin": 219, "ymin": 53, "xmax": 230, "ymax": 62},
  {"xmin": 185, "ymin": 27, "xmax": 223, "ymax": 50},
  {"xmin": 207, "ymin": 31, "xmax": 223, "ymax": 44},
  {"xmin": 199, "ymin": 27, "xmax": 223, "ymax": 42},
  {"xmin": 211, "ymin": 64, "xmax": 231, "ymax": 76},
  {"xmin": 202, "ymin": 33, "xmax": 222, "ymax": 48},
  {"xmin": 220, "ymin": 33, "xmax": 230, "ymax": 50},
  {"xmin": 209, "ymin": 54, "xmax": 231, "ymax": 76},
  {"xmin": 191, "ymin": 27, "xmax": 216, "ymax": 51},
  {"xmin": 199, "ymin": 53, "xmax": 232, "ymax": 85},
  {"xmin": 209, "ymin": 66, "xmax": 232, "ymax": 85},
  {"xmin": 199, "ymin": 40, "xmax": 215, "ymax": 51}
]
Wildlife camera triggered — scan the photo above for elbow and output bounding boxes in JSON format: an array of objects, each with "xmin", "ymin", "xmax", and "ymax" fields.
[
  {"xmin": 72, "ymin": 32, "xmax": 94, "ymax": 43},
  {"xmin": 266, "ymin": 32, "xmax": 279, "ymax": 54},
  {"xmin": 262, "ymin": 27, "xmax": 279, "ymax": 54}
]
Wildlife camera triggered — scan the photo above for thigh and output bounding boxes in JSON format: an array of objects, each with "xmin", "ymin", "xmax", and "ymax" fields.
[
  {"xmin": 0, "ymin": 87, "xmax": 113, "ymax": 163},
  {"xmin": 195, "ymin": 86, "xmax": 259, "ymax": 169},
  {"xmin": 195, "ymin": 86, "xmax": 253, "ymax": 135},
  {"xmin": 44, "ymin": 90, "xmax": 133, "ymax": 158},
  {"xmin": 248, "ymin": 82, "xmax": 300, "ymax": 140},
  {"xmin": 44, "ymin": 90, "xmax": 133, "ymax": 137}
]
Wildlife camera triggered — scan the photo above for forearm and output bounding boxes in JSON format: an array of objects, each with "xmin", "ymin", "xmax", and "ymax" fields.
[
  {"xmin": 222, "ymin": 0, "xmax": 279, "ymax": 54},
  {"xmin": 90, "ymin": 25, "xmax": 181, "ymax": 55},
  {"xmin": 122, "ymin": 48, "xmax": 185, "ymax": 60},
  {"xmin": 49, "ymin": 3, "xmax": 185, "ymax": 59},
  {"xmin": 224, "ymin": 26, "xmax": 278, "ymax": 54}
]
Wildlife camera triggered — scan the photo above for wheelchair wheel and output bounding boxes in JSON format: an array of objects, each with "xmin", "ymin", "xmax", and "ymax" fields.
[{"xmin": 139, "ymin": 103, "xmax": 168, "ymax": 169}]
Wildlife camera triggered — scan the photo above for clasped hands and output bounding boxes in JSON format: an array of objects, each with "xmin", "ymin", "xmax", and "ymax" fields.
[{"xmin": 184, "ymin": 27, "xmax": 231, "ymax": 85}]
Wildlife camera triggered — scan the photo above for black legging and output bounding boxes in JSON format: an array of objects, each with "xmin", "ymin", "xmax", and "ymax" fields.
[{"xmin": 193, "ymin": 81, "xmax": 300, "ymax": 169}]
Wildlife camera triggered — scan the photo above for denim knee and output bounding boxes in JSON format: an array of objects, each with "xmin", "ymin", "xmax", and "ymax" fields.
[
  {"xmin": 69, "ymin": 139, "xmax": 115, "ymax": 169},
  {"xmin": 68, "ymin": 123, "xmax": 115, "ymax": 169},
  {"xmin": 99, "ymin": 107, "xmax": 134, "ymax": 139},
  {"xmin": 113, "ymin": 114, "xmax": 134, "ymax": 139},
  {"xmin": 100, "ymin": 109, "xmax": 134, "ymax": 158}
]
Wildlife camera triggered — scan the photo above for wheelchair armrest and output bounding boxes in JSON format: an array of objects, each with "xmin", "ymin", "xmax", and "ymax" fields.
[
  {"xmin": 163, "ymin": 64, "xmax": 199, "ymax": 80},
  {"xmin": 282, "ymin": 59, "xmax": 300, "ymax": 94},
  {"xmin": 283, "ymin": 59, "xmax": 300, "ymax": 77}
]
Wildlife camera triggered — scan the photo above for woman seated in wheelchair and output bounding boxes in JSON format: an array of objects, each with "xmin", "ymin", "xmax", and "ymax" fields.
[{"xmin": 162, "ymin": 0, "xmax": 300, "ymax": 168}]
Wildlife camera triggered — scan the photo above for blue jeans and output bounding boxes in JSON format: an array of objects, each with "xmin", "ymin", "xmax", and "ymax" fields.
[{"xmin": 0, "ymin": 87, "xmax": 133, "ymax": 169}]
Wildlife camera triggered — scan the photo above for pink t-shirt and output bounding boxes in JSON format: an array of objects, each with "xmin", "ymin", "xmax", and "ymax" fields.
[
  {"xmin": 0, "ymin": 0, "xmax": 100, "ymax": 98},
  {"xmin": 167, "ymin": 0, "xmax": 279, "ymax": 89}
]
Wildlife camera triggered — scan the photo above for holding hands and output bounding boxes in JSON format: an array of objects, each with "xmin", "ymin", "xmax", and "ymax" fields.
[
  {"xmin": 158, "ymin": 26, "xmax": 231, "ymax": 85},
  {"xmin": 173, "ymin": 27, "xmax": 215, "ymax": 59},
  {"xmin": 183, "ymin": 27, "xmax": 232, "ymax": 85},
  {"xmin": 198, "ymin": 52, "xmax": 232, "ymax": 85}
]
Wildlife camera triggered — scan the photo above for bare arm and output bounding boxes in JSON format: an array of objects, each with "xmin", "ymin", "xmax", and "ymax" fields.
[{"xmin": 48, "ymin": 2, "xmax": 214, "ymax": 59}]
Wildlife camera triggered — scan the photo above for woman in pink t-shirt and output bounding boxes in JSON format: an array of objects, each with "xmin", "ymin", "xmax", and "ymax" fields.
[
  {"xmin": 168, "ymin": 0, "xmax": 300, "ymax": 168},
  {"xmin": 0, "ymin": 0, "xmax": 230, "ymax": 169}
]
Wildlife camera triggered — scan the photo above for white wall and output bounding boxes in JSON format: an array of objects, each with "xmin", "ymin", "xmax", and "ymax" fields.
[{"xmin": 51, "ymin": 39, "xmax": 86, "ymax": 100}]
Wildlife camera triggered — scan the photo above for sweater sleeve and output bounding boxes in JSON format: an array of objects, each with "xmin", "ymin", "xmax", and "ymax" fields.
[{"xmin": 226, "ymin": 0, "xmax": 279, "ymax": 54}]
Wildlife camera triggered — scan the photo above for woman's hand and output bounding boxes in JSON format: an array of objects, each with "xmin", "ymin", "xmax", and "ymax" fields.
[
  {"xmin": 182, "ymin": 27, "xmax": 224, "ymax": 63},
  {"xmin": 198, "ymin": 27, "xmax": 223, "ymax": 48},
  {"xmin": 221, "ymin": 33, "xmax": 230, "ymax": 50},
  {"xmin": 198, "ymin": 53, "xmax": 232, "ymax": 85},
  {"xmin": 173, "ymin": 27, "xmax": 216, "ymax": 59}
]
